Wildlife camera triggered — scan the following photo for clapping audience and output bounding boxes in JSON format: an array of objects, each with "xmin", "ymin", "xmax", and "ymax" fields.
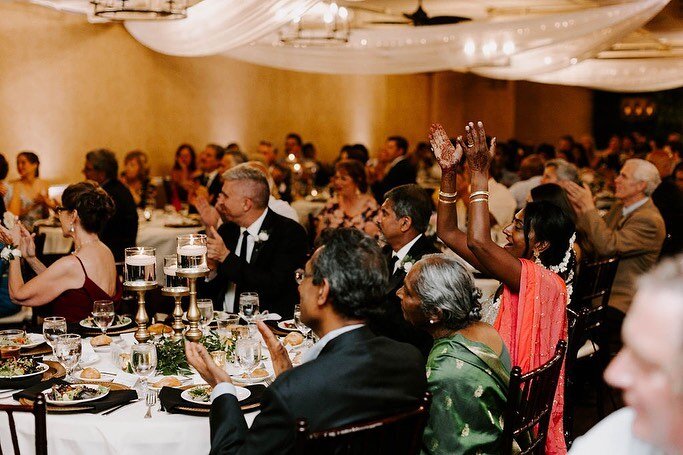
[
  {"xmin": 6, "ymin": 151, "xmax": 52, "ymax": 230},
  {"xmin": 120, "ymin": 150, "xmax": 154, "ymax": 208}
]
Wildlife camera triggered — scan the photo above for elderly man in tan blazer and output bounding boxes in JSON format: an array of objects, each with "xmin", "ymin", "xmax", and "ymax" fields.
[{"xmin": 562, "ymin": 159, "xmax": 666, "ymax": 316}]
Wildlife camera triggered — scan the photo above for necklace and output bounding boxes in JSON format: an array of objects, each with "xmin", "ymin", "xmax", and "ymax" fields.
[{"xmin": 74, "ymin": 238, "xmax": 98, "ymax": 253}]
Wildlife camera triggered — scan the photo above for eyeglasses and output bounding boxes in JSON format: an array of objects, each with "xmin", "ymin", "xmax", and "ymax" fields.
[{"xmin": 295, "ymin": 268, "xmax": 313, "ymax": 285}]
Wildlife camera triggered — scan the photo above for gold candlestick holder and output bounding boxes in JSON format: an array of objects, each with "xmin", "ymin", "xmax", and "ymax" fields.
[
  {"xmin": 176, "ymin": 269, "xmax": 209, "ymax": 342},
  {"xmin": 161, "ymin": 286, "xmax": 190, "ymax": 341},
  {"xmin": 124, "ymin": 283, "xmax": 158, "ymax": 343}
]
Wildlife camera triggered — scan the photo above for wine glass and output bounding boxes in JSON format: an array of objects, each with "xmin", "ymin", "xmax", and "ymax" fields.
[
  {"xmin": 238, "ymin": 292, "xmax": 259, "ymax": 324},
  {"xmin": 235, "ymin": 338, "xmax": 261, "ymax": 376},
  {"xmin": 293, "ymin": 304, "xmax": 312, "ymax": 347},
  {"xmin": 54, "ymin": 334, "xmax": 82, "ymax": 382},
  {"xmin": 42, "ymin": 317, "xmax": 67, "ymax": 358},
  {"xmin": 92, "ymin": 300, "xmax": 115, "ymax": 335},
  {"xmin": 131, "ymin": 343, "xmax": 157, "ymax": 399},
  {"xmin": 197, "ymin": 299, "xmax": 214, "ymax": 335}
]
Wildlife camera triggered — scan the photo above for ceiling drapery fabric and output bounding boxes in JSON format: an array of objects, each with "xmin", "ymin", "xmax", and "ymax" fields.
[{"xmin": 124, "ymin": 0, "xmax": 319, "ymax": 57}]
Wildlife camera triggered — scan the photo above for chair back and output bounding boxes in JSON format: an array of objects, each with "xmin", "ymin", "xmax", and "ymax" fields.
[
  {"xmin": 570, "ymin": 257, "xmax": 619, "ymax": 311},
  {"xmin": 294, "ymin": 392, "xmax": 431, "ymax": 455},
  {"xmin": 502, "ymin": 341, "xmax": 567, "ymax": 455},
  {"xmin": 0, "ymin": 393, "xmax": 47, "ymax": 455}
]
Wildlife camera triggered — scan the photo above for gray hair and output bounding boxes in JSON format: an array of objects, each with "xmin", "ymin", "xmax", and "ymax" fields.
[
  {"xmin": 222, "ymin": 163, "xmax": 269, "ymax": 209},
  {"xmin": 384, "ymin": 184, "xmax": 433, "ymax": 234},
  {"xmin": 625, "ymin": 158, "xmax": 661, "ymax": 197},
  {"xmin": 408, "ymin": 254, "xmax": 482, "ymax": 330},
  {"xmin": 86, "ymin": 149, "xmax": 118, "ymax": 180},
  {"xmin": 546, "ymin": 159, "xmax": 579, "ymax": 184}
]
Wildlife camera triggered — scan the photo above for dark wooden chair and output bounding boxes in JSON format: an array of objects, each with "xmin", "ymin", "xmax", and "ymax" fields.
[
  {"xmin": 293, "ymin": 392, "xmax": 431, "ymax": 455},
  {"xmin": 0, "ymin": 393, "xmax": 47, "ymax": 455},
  {"xmin": 564, "ymin": 256, "xmax": 620, "ymax": 446},
  {"xmin": 502, "ymin": 340, "xmax": 567, "ymax": 455}
]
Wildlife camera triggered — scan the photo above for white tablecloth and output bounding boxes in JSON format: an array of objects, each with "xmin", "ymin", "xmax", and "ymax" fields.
[
  {"xmin": 0, "ymin": 333, "xmax": 266, "ymax": 455},
  {"xmin": 37, "ymin": 211, "xmax": 203, "ymax": 277}
]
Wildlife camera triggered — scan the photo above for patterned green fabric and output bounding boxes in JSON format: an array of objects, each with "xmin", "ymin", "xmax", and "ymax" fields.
[{"xmin": 422, "ymin": 333, "xmax": 511, "ymax": 455}]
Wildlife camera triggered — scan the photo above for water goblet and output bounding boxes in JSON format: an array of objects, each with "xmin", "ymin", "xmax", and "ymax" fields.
[
  {"xmin": 197, "ymin": 299, "xmax": 214, "ymax": 335},
  {"xmin": 92, "ymin": 300, "xmax": 115, "ymax": 335},
  {"xmin": 131, "ymin": 343, "xmax": 157, "ymax": 400},
  {"xmin": 54, "ymin": 334, "xmax": 82, "ymax": 382},
  {"xmin": 235, "ymin": 338, "xmax": 261, "ymax": 376},
  {"xmin": 238, "ymin": 292, "xmax": 259, "ymax": 324},
  {"xmin": 42, "ymin": 317, "xmax": 67, "ymax": 360}
]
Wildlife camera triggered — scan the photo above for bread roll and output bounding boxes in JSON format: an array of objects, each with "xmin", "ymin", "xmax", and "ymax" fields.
[
  {"xmin": 250, "ymin": 368, "xmax": 269, "ymax": 378},
  {"xmin": 152, "ymin": 377, "xmax": 182, "ymax": 388},
  {"xmin": 283, "ymin": 332, "xmax": 303, "ymax": 347},
  {"xmin": 90, "ymin": 334, "xmax": 112, "ymax": 347},
  {"xmin": 149, "ymin": 323, "xmax": 172, "ymax": 336},
  {"xmin": 81, "ymin": 368, "xmax": 101, "ymax": 379}
]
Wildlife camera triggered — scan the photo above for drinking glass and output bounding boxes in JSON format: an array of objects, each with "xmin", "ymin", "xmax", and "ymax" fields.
[
  {"xmin": 197, "ymin": 299, "xmax": 214, "ymax": 335},
  {"xmin": 124, "ymin": 247, "xmax": 157, "ymax": 286},
  {"xmin": 131, "ymin": 343, "xmax": 157, "ymax": 399},
  {"xmin": 54, "ymin": 334, "xmax": 82, "ymax": 382},
  {"xmin": 176, "ymin": 233, "xmax": 208, "ymax": 272},
  {"xmin": 293, "ymin": 304, "xmax": 313, "ymax": 347},
  {"xmin": 238, "ymin": 292, "xmax": 260, "ymax": 324},
  {"xmin": 163, "ymin": 255, "xmax": 189, "ymax": 292},
  {"xmin": 43, "ymin": 317, "xmax": 67, "ymax": 358},
  {"xmin": 235, "ymin": 338, "xmax": 261, "ymax": 376},
  {"xmin": 92, "ymin": 300, "xmax": 115, "ymax": 335}
]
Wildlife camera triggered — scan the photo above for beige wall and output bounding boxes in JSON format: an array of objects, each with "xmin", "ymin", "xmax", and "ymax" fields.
[{"xmin": 0, "ymin": 1, "xmax": 593, "ymax": 184}]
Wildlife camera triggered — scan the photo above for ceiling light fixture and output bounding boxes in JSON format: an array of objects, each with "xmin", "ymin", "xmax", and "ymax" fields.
[
  {"xmin": 91, "ymin": 0, "xmax": 188, "ymax": 20},
  {"xmin": 280, "ymin": 1, "xmax": 350, "ymax": 46}
]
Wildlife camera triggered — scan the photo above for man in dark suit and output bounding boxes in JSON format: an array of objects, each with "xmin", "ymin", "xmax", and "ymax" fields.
[
  {"xmin": 371, "ymin": 136, "xmax": 417, "ymax": 202},
  {"xmin": 373, "ymin": 184, "xmax": 438, "ymax": 357},
  {"xmin": 186, "ymin": 228, "xmax": 427, "ymax": 455},
  {"xmin": 257, "ymin": 140, "xmax": 292, "ymax": 202},
  {"xmin": 83, "ymin": 149, "xmax": 138, "ymax": 262},
  {"xmin": 202, "ymin": 164, "xmax": 307, "ymax": 318},
  {"xmin": 194, "ymin": 143, "xmax": 225, "ymax": 204}
]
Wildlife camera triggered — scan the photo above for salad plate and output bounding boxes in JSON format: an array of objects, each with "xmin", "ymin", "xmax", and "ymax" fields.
[
  {"xmin": 180, "ymin": 384, "xmax": 250, "ymax": 405},
  {"xmin": 45, "ymin": 383, "xmax": 109, "ymax": 406}
]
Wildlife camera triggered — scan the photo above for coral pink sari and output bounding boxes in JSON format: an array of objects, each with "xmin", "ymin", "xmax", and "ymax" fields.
[{"xmin": 494, "ymin": 258, "xmax": 568, "ymax": 455}]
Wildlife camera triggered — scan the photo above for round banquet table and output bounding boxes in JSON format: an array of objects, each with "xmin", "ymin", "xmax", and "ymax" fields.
[{"xmin": 0, "ymin": 334, "xmax": 265, "ymax": 455}]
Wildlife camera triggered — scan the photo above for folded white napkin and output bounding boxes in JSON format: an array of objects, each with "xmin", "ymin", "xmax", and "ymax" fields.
[
  {"xmin": 119, "ymin": 333, "xmax": 137, "ymax": 346},
  {"xmin": 113, "ymin": 371, "xmax": 139, "ymax": 388}
]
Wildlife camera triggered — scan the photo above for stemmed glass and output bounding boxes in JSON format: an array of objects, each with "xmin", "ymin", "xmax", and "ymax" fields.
[
  {"xmin": 43, "ymin": 316, "xmax": 67, "ymax": 359},
  {"xmin": 131, "ymin": 343, "xmax": 157, "ymax": 399},
  {"xmin": 92, "ymin": 300, "xmax": 115, "ymax": 335},
  {"xmin": 197, "ymin": 299, "xmax": 214, "ymax": 335},
  {"xmin": 293, "ymin": 304, "xmax": 312, "ymax": 347},
  {"xmin": 54, "ymin": 334, "xmax": 82, "ymax": 382},
  {"xmin": 235, "ymin": 338, "xmax": 261, "ymax": 377},
  {"xmin": 238, "ymin": 292, "xmax": 260, "ymax": 324}
]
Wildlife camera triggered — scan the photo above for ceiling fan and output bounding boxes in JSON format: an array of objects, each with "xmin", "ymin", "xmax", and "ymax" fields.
[{"xmin": 348, "ymin": 0, "xmax": 471, "ymax": 27}]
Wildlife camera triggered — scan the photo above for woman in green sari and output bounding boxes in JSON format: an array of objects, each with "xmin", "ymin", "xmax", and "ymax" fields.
[{"xmin": 398, "ymin": 254, "xmax": 511, "ymax": 455}]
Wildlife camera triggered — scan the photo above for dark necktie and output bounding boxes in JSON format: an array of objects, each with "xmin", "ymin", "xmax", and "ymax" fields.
[
  {"xmin": 388, "ymin": 254, "xmax": 399, "ymax": 274},
  {"xmin": 239, "ymin": 231, "xmax": 250, "ymax": 263},
  {"xmin": 200, "ymin": 174, "xmax": 209, "ymax": 186}
]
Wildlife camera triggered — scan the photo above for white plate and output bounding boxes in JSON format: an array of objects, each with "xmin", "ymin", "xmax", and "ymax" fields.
[
  {"xmin": 0, "ymin": 333, "xmax": 46, "ymax": 349},
  {"xmin": 92, "ymin": 344, "xmax": 111, "ymax": 353},
  {"xmin": 180, "ymin": 385, "xmax": 250, "ymax": 404},
  {"xmin": 79, "ymin": 316, "xmax": 132, "ymax": 330},
  {"xmin": 45, "ymin": 384, "xmax": 109, "ymax": 406},
  {"xmin": 277, "ymin": 320, "xmax": 298, "ymax": 332},
  {"xmin": 0, "ymin": 362, "xmax": 49, "ymax": 379},
  {"xmin": 231, "ymin": 371, "xmax": 273, "ymax": 385},
  {"xmin": 148, "ymin": 375, "xmax": 191, "ymax": 392},
  {"xmin": 79, "ymin": 353, "xmax": 100, "ymax": 367},
  {"xmin": 73, "ymin": 369, "xmax": 115, "ymax": 383}
]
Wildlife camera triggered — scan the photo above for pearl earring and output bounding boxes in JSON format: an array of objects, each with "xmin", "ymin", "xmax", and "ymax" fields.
[{"xmin": 69, "ymin": 224, "xmax": 75, "ymax": 233}]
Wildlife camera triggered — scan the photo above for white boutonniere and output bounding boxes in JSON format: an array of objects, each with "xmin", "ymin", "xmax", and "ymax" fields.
[
  {"xmin": 400, "ymin": 255, "xmax": 416, "ymax": 273},
  {"xmin": 257, "ymin": 231, "xmax": 270, "ymax": 243}
]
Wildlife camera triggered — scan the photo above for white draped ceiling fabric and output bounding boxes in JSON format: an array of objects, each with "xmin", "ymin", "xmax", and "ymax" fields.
[{"xmin": 35, "ymin": 0, "xmax": 682, "ymax": 92}]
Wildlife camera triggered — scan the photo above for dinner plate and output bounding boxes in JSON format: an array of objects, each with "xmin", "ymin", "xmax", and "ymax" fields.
[
  {"xmin": 44, "ymin": 383, "xmax": 109, "ymax": 406},
  {"xmin": 277, "ymin": 320, "xmax": 298, "ymax": 332},
  {"xmin": 79, "ymin": 316, "xmax": 132, "ymax": 330},
  {"xmin": 73, "ymin": 369, "xmax": 116, "ymax": 383},
  {"xmin": 0, "ymin": 362, "xmax": 49, "ymax": 379},
  {"xmin": 231, "ymin": 371, "xmax": 273, "ymax": 385},
  {"xmin": 0, "ymin": 333, "xmax": 45, "ymax": 349},
  {"xmin": 180, "ymin": 385, "xmax": 250, "ymax": 405}
]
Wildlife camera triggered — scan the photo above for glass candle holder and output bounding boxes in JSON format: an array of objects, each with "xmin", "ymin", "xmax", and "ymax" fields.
[
  {"xmin": 163, "ymin": 255, "xmax": 189, "ymax": 292},
  {"xmin": 177, "ymin": 234, "xmax": 208, "ymax": 272},
  {"xmin": 124, "ymin": 247, "xmax": 157, "ymax": 286}
]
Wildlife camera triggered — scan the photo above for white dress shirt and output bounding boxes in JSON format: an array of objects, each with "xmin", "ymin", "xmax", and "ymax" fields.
[
  {"xmin": 391, "ymin": 234, "xmax": 423, "ymax": 274},
  {"xmin": 211, "ymin": 324, "xmax": 365, "ymax": 402},
  {"xmin": 509, "ymin": 175, "xmax": 543, "ymax": 210},
  {"xmin": 222, "ymin": 208, "xmax": 269, "ymax": 313},
  {"xmin": 622, "ymin": 197, "xmax": 649, "ymax": 218},
  {"xmin": 204, "ymin": 169, "xmax": 219, "ymax": 188}
]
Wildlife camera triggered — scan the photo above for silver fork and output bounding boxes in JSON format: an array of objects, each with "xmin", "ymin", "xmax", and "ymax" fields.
[{"xmin": 144, "ymin": 391, "xmax": 156, "ymax": 419}]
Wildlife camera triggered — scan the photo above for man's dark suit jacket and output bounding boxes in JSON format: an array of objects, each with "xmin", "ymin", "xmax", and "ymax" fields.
[
  {"xmin": 101, "ymin": 179, "xmax": 138, "ymax": 262},
  {"xmin": 370, "ymin": 235, "xmax": 439, "ymax": 358},
  {"xmin": 651, "ymin": 177, "xmax": 683, "ymax": 257},
  {"xmin": 201, "ymin": 209, "xmax": 308, "ymax": 318},
  {"xmin": 209, "ymin": 326, "xmax": 427, "ymax": 455},
  {"xmin": 194, "ymin": 173, "xmax": 223, "ymax": 204},
  {"xmin": 372, "ymin": 157, "xmax": 417, "ymax": 202}
]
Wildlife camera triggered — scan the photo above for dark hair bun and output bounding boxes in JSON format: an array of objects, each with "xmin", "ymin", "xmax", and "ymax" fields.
[{"xmin": 62, "ymin": 182, "xmax": 115, "ymax": 234}]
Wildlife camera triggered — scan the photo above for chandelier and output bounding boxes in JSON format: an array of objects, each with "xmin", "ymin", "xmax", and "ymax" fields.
[
  {"xmin": 91, "ymin": 0, "xmax": 188, "ymax": 20},
  {"xmin": 280, "ymin": 1, "xmax": 350, "ymax": 46}
]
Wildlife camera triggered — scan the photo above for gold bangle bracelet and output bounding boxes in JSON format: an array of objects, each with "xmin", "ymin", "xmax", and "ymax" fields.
[
  {"xmin": 438, "ymin": 198, "xmax": 457, "ymax": 204},
  {"xmin": 438, "ymin": 190, "xmax": 458, "ymax": 198},
  {"xmin": 470, "ymin": 197, "xmax": 489, "ymax": 204},
  {"xmin": 469, "ymin": 190, "xmax": 490, "ymax": 199}
]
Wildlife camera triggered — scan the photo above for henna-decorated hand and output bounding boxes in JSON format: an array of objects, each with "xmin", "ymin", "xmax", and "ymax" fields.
[
  {"xmin": 459, "ymin": 121, "xmax": 496, "ymax": 176},
  {"xmin": 429, "ymin": 123, "xmax": 463, "ymax": 172}
]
